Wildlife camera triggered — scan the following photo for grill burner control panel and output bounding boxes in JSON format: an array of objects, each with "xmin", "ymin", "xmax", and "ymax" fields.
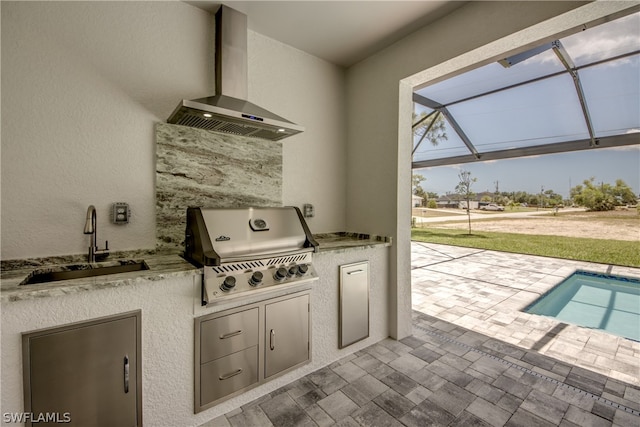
[{"xmin": 202, "ymin": 253, "xmax": 318, "ymax": 305}]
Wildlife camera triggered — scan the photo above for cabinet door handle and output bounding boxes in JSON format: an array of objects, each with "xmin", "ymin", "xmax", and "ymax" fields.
[
  {"xmin": 123, "ymin": 355, "xmax": 130, "ymax": 394},
  {"xmin": 270, "ymin": 329, "xmax": 275, "ymax": 350},
  {"xmin": 347, "ymin": 269, "xmax": 364, "ymax": 275},
  {"xmin": 219, "ymin": 330, "xmax": 242, "ymax": 339},
  {"xmin": 219, "ymin": 369, "xmax": 243, "ymax": 380}
]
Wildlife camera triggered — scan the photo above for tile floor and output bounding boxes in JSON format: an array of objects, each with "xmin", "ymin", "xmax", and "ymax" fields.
[{"xmin": 205, "ymin": 243, "xmax": 640, "ymax": 427}]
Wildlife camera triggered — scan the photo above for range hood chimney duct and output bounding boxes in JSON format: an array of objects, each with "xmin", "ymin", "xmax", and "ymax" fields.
[{"xmin": 167, "ymin": 5, "xmax": 304, "ymax": 141}]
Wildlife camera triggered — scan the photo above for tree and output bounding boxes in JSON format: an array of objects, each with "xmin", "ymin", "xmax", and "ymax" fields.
[
  {"xmin": 455, "ymin": 170, "xmax": 476, "ymax": 235},
  {"xmin": 412, "ymin": 111, "xmax": 448, "ymax": 206},
  {"xmin": 412, "ymin": 174, "xmax": 427, "ymax": 206},
  {"xmin": 544, "ymin": 189, "xmax": 563, "ymax": 207},
  {"xmin": 412, "ymin": 174, "xmax": 425, "ymax": 192},
  {"xmin": 570, "ymin": 177, "xmax": 635, "ymax": 211},
  {"xmin": 612, "ymin": 179, "xmax": 637, "ymax": 206},
  {"xmin": 426, "ymin": 191, "xmax": 439, "ymax": 199},
  {"xmin": 495, "ymin": 195, "xmax": 511, "ymax": 206},
  {"xmin": 413, "ymin": 112, "xmax": 447, "ymax": 147}
]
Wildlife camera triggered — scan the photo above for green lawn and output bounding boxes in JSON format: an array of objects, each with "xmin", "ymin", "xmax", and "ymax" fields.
[{"xmin": 412, "ymin": 228, "xmax": 640, "ymax": 267}]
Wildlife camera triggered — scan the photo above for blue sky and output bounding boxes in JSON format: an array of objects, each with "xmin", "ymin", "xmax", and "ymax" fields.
[
  {"xmin": 413, "ymin": 12, "xmax": 639, "ymax": 199},
  {"xmin": 415, "ymin": 146, "xmax": 640, "ymax": 198}
]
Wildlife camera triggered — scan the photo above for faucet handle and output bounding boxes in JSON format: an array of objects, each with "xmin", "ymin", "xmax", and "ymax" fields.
[{"xmin": 95, "ymin": 241, "xmax": 110, "ymax": 261}]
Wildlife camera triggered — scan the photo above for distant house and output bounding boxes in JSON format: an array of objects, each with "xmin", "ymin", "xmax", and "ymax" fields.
[
  {"xmin": 412, "ymin": 195, "xmax": 424, "ymax": 207},
  {"xmin": 459, "ymin": 200, "xmax": 479, "ymax": 210},
  {"xmin": 436, "ymin": 192, "xmax": 495, "ymax": 209},
  {"xmin": 436, "ymin": 195, "xmax": 461, "ymax": 208}
]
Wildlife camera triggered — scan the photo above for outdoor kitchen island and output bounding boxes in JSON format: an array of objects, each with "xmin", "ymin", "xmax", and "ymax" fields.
[{"xmin": 0, "ymin": 232, "xmax": 391, "ymax": 427}]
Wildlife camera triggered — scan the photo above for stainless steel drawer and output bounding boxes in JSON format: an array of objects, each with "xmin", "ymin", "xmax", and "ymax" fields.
[
  {"xmin": 200, "ymin": 307, "xmax": 258, "ymax": 363},
  {"xmin": 200, "ymin": 346, "xmax": 258, "ymax": 405}
]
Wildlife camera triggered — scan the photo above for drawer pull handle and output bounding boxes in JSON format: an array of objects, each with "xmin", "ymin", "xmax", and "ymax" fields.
[
  {"xmin": 270, "ymin": 329, "xmax": 275, "ymax": 350},
  {"xmin": 219, "ymin": 330, "xmax": 242, "ymax": 339},
  {"xmin": 347, "ymin": 269, "xmax": 364, "ymax": 275},
  {"xmin": 219, "ymin": 369, "xmax": 243, "ymax": 381}
]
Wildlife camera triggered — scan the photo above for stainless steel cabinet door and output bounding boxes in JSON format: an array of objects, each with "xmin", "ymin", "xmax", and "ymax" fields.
[
  {"xmin": 23, "ymin": 312, "xmax": 141, "ymax": 427},
  {"xmin": 339, "ymin": 262, "xmax": 369, "ymax": 348},
  {"xmin": 264, "ymin": 294, "xmax": 309, "ymax": 378}
]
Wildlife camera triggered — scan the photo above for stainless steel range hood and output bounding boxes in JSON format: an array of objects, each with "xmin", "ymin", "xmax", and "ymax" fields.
[{"xmin": 167, "ymin": 5, "xmax": 304, "ymax": 141}]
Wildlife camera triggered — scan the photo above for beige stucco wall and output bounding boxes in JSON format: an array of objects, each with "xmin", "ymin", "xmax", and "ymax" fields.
[{"xmin": 1, "ymin": 1, "xmax": 346, "ymax": 260}]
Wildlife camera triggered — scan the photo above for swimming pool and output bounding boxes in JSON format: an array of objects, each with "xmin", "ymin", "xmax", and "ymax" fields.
[{"xmin": 525, "ymin": 271, "xmax": 640, "ymax": 341}]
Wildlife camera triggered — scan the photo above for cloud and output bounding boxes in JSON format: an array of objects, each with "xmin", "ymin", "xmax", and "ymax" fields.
[
  {"xmin": 604, "ymin": 145, "xmax": 640, "ymax": 152},
  {"xmin": 525, "ymin": 12, "xmax": 639, "ymax": 67}
]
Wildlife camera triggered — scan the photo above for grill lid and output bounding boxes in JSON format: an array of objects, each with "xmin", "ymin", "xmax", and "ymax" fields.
[{"xmin": 184, "ymin": 207, "xmax": 318, "ymax": 266}]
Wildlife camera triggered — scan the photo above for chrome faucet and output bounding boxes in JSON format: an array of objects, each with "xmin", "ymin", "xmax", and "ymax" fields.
[{"xmin": 83, "ymin": 205, "xmax": 109, "ymax": 263}]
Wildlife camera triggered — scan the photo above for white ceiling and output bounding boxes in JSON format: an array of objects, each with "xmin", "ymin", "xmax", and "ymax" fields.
[{"xmin": 184, "ymin": 1, "xmax": 467, "ymax": 67}]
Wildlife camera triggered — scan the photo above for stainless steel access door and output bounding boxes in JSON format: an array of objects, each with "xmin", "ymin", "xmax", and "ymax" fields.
[
  {"xmin": 339, "ymin": 261, "xmax": 370, "ymax": 348},
  {"xmin": 264, "ymin": 294, "xmax": 309, "ymax": 378},
  {"xmin": 23, "ymin": 311, "xmax": 141, "ymax": 427}
]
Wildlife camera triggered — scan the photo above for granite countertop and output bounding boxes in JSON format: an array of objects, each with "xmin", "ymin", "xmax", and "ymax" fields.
[
  {"xmin": 314, "ymin": 232, "xmax": 392, "ymax": 252},
  {"xmin": 0, "ymin": 250, "xmax": 200, "ymax": 303},
  {"xmin": 1, "ymin": 233, "xmax": 391, "ymax": 303}
]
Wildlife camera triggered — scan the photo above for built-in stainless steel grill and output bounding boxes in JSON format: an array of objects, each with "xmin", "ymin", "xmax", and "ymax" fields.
[{"xmin": 184, "ymin": 207, "xmax": 319, "ymax": 305}]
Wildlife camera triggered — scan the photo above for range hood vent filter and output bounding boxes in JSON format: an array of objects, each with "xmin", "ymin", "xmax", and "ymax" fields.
[{"xmin": 175, "ymin": 114, "xmax": 225, "ymax": 131}]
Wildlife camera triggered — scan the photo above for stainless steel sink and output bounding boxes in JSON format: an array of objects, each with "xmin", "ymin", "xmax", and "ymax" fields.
[{"xmin": 20, "ymin": 261, "xmax": 149, "ymax": 285}]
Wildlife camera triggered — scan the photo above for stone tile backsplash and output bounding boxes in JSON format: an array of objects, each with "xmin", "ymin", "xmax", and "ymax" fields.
[{"xmin": 155, "ymin": 123, "xmax": 282, "ymax": 250}]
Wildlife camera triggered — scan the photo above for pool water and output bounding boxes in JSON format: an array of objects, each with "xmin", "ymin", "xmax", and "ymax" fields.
[{"xmin": 525, "ymin": 271, "xmax": 640, "ymax": 341}]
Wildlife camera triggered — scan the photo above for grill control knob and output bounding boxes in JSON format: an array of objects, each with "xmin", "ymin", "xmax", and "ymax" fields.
[
  {"xmin": 249, "ymin": 271, "xmax": 263, "ymax": 287},
  {"xmin": 220, "ymin": 276, "xmax": 236, "ymax": 292},
  {"xmin": 288, "ymin": 266, "xmax": 298, "ymax": 276},
  {"xmin": 297, "ymin": 264, "xmax": 309, "ymax": 276},
  {"xmin": 273, "ymin": 267, "xmax": 288, "ymax": 281}
]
